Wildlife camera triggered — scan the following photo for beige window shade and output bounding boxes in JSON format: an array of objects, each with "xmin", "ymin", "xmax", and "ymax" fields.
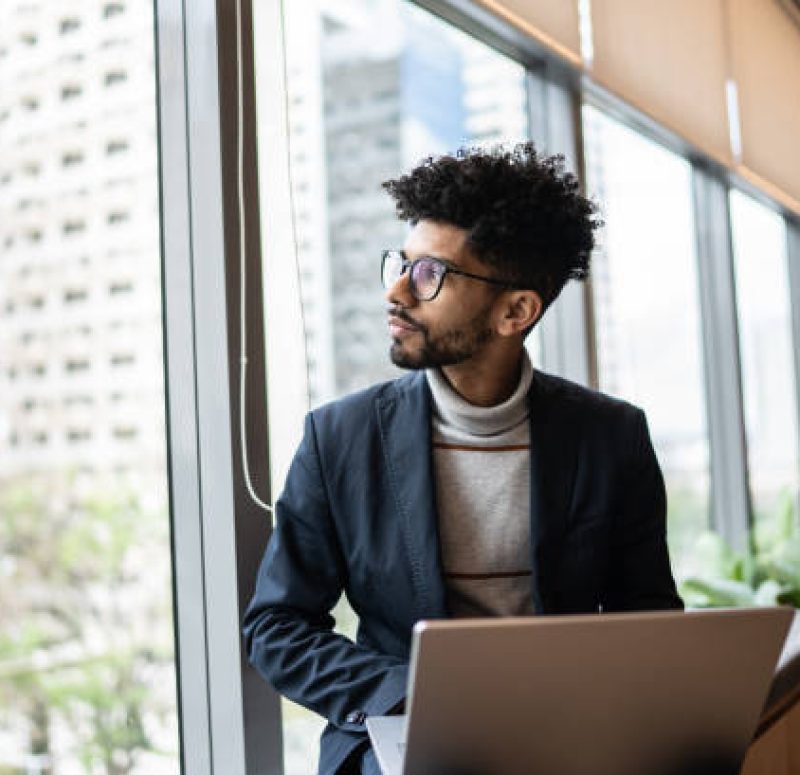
[
  {"xmin": 590, "ymin": 0, "xmax": 732, "ymax": 166},
  {"xmin": 476, "ymin": 0, "xmax": 581, "ymax": 65},
  {"xmin": 729, "ymin": 0, "xmax": 800, "ymax": 209}
]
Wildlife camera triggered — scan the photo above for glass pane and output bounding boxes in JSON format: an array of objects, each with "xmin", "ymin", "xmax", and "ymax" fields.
[
  {"xmin": 730, "ymin": 190, "xmax": 799, "ymax": 530},
  {"xmin": 0, "ymin": 2, "xmax": 179, "ymax": 772},
  {"xmin": 258, "ymin": 2, "xmax": 532, "ymax": 772},
  {"xmin": 583, "ymin": 106, "xmax": 710, "ymax": 578}
]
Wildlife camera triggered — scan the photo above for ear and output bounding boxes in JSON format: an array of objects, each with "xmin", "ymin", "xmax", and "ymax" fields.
[{"xmin": 496, "ymin": 290, "xmax": 543, "ymax": 337}]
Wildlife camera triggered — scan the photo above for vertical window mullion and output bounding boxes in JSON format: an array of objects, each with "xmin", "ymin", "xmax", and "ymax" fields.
[
  {"xmin": 155, "ymin": 0, "xmax": 214, "ymax": 772},
  {"xmin": 691, "ymin": 164, "xmax": 751, "ymax": 552},
  {"xmin": 156, "ymin": 0, "xmax": 281, "ymax": 772},
  {"xmin": 787, "ymin": 216, "xmax": 800, "ymax": 493},
  {"xmin": 531, "ymin": 68, "xmax": 593, "ymax": 386}
]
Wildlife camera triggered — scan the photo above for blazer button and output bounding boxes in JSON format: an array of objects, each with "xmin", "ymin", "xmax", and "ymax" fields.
[{"xmin": 346, "ymin": 710, "xmax": 367, "ymax": 725}]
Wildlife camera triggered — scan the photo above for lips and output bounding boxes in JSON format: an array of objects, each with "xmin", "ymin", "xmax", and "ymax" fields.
[{"xmin": 388, "ymin": 315, "xmax": 420, "ymax": 339}]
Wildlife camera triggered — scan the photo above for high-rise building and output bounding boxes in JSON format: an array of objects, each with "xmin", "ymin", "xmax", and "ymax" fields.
[
  {"xmin": 0, "ymin": 3, "xmax": 177, "ymax": 773},
  {"xmin": 320, "ymin": 2, "xmax": 465, "ymax": 396},
  {"xmin": 461, "ymin": 40, "xmax": 528, "ymax": 146},
  {"xmin": 0, "ymin": 0, "xmax": 165, "ymax": 503},
  {"xmin": 285, "ymin": 0, "xmax": 530, "ymax": 402}
]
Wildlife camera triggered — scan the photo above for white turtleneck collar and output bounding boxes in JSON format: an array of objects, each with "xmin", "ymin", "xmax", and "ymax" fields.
[{"xmin": 425, "ymin": 350, "xmax": 533, "ymax": 438}]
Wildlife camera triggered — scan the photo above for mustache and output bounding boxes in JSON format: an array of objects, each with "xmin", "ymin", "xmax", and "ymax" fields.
[{"xmin": 387, "ymin": 307, "xmax": 425, "ymax": 331}]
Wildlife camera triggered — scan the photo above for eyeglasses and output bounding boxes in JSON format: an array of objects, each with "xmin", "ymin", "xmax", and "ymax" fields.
[{"xmin": 381, "ymin": 249, "xmax": 518, "ymax": 302}]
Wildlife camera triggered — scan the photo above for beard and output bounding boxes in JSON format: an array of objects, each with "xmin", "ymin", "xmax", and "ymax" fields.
[{"xmin": 389, "ymin": 308, "xmax": 494, "ymax": 370}]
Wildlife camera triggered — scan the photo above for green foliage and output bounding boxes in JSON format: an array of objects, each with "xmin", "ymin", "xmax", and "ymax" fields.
[
  {"xmin": 678, "ymin": 489, "xmax": 800, "ymax": 608},
  {"xmin": 0, "ymin": 475, "xmax": 176, "ymax": 774},
  {"xmin": 667, "ymin": 485, "xmax": 711, "ymax": 570}
]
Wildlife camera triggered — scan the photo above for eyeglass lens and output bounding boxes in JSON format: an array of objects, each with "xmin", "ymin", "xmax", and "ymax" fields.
[
  {"xmin": 410, "ymin": 258, "xmax": 444, "ymax": 300},
  {"xmin": 382, "ymin": 252, "xmax": 445, "ymax": 301}
]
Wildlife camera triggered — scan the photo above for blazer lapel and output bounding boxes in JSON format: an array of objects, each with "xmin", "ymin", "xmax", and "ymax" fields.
[
  {"xmin": 376, "ymin": 372, "xmax": 448, "ymax": 621},
  {"xmin": 528, "ymin": 371, "xmax": 580, "ymax": 613}
]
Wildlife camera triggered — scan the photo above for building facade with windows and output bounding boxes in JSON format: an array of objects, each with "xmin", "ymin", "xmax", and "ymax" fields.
[
  {"xmin": 0, "ymin": 0, "xmax": 165, "ymax": 500},
  {"xmin": 0, "ymin": 2, "xmax": 176, "ymax": 772}
]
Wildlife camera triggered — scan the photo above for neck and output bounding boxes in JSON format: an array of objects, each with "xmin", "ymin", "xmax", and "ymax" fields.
[{"xmin": 441, "ymin": 346, "xmax": 525, "ymax": 407}]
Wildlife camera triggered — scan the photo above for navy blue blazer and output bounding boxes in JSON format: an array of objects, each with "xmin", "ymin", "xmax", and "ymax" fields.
[{"xmin": 243, "ymin": 369, "xmax": 683, "ymax": 775}]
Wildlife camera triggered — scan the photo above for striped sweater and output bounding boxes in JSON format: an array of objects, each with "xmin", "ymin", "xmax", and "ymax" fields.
[{"xmin": 426, "ymin": 354, "xmax": 534, "ymax": 618}]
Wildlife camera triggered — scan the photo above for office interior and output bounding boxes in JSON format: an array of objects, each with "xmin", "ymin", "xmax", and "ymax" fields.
[{"xmin": 0, "ymin": 0, "xmax": 799, "ymax": 773}]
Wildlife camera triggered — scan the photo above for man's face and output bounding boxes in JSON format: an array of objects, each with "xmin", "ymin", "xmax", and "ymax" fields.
[{"xmin": 384, "ymin": 220, "xmax": 502, "ymax": 370}]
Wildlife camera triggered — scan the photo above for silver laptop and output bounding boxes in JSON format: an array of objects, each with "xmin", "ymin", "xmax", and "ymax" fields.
[{"xmin": 366, "ymin": 607, "xmax": 793, "ymax": 775}]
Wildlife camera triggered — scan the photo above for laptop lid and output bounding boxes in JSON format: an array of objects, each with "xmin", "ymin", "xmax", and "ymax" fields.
[{"xmin": 399, "ymin": 607, "xmax": 792, "ymax": 775}]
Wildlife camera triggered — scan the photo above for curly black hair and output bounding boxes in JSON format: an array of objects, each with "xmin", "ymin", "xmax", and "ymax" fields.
[{"xmin": 382, "ymin": 142, "xmax": 601, "ymax": 311}]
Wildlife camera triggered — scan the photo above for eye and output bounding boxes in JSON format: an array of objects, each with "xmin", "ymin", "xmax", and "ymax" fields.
[{"xmin": 415, "ymin": 258, "xmax": 443, "ymax": 286}]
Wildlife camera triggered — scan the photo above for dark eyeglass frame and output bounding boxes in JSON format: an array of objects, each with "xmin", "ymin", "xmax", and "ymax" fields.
[{"xmin": 381, "ymin": 249, "xmax": 520, "ymax": 301}]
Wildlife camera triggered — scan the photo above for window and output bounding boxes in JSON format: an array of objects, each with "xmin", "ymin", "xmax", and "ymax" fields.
[
  {"xmin": 65, "ymin": 358, "xmax": 90, "ymax": 373},
  {"xmin": 106, "ymin": 139, "xmax": 129, "ymax": 155},
  {"xmin": 260, "ymin": 2, "xmax": 533, "ymax": 771},
  {"xmin": 61, "ymin": 84, "xmax": 83, "ymax": 101},
  {"xmin": 100, "ymin": 36, "xmax": 126, "ymax": 49},
  {"xmin": 110, "ymin": 353, "xmax": 135, "ymax": 367},
  {"xmin": 583, "ymin": 106, "xmax": 710, "ymax": 578},
  {"xmin": 64, "ymin": 288, "xmax": 88, "ymax": 303},
  {"xmin": 63, "ymin": 219, "xmax": 86, "ymax": 235},
  {"xmin": 0, "ymin": 2, "xmax": 178, "ymax": 770},
  {"xmin": 110, "ymin": 280, "xmax": 133, "ymax": 295},
  {"xmin": 107, "ymin": 210, "xmax": 129, "ymax": 225},
  {"xmin": 730, "ymin": 191, "xmax": 799, "ymax": 529},
  {"xmin": 104, "ymin": 70, "xmax": 127, "ymax": 87},
  {"xmin": 103, "ymin": 2, "xmax": 125, "ymax": 19},
  {"xmin": 60, "ymin": 17, "xmax": 81, "ymax": 35},
  {"xmin": 62, "ymin": 150, "xmax": 84, "ymax": 167}
]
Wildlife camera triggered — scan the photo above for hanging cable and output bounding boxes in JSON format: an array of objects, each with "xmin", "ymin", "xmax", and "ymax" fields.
[
  {"xmin": 235, "ymin": 0, "xmax": 313, "ymax": 517},
  {"xmin": 235, "ymin": 0, "xmax": 273, "ymax": 515}
]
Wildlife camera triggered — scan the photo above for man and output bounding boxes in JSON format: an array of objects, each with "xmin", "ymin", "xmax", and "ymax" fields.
[{"xmin": 243, "ymin": 143, "xmax": 683, "ymax": 775}]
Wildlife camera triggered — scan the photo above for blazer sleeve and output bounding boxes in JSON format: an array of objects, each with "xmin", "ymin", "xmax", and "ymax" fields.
[
  {"xmin": 242, "ymin": 413, "xmax": 408, "ymax": 733},
  {"xmin": 605, "ymin": 408, "xmax": 684, "ymax": 612}
]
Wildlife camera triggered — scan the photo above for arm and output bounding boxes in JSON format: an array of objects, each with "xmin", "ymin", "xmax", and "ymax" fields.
[
  {"xmin": 606, "ymin": 408, "xmax": 684, "ymax": 612},
  {"xmin": 242, "ymin": 414, "xmax": 408, "ymax": 732}
]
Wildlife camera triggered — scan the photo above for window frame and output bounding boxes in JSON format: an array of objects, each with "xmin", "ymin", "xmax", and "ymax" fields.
[
  {"xmin": 582, "ymin": 78, "xmax": 798, "ymax": 550},
  {"xmin": 155, "ymin": 0, "xmax": 278, "ymax": 773},
  {"xmin": 789, "ymin": 218, "xmax": 800, "ymax": 475}
]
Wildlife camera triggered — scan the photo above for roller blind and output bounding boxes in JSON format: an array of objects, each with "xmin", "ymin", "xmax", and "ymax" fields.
[
  {"xmin": 476, "ymin": 0, "xmax": 581, "ymax": 65},
  {"xmin": 729, "ymin": 0, "xmax": 800, "ymax": 207},
  {"xmin": 590, "ymin": 0, "xmax": 732, "ymax": 166}
]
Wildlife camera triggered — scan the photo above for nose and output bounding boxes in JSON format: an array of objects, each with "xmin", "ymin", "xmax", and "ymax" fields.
[{"xmin": 384, "ymin": 267, "xmax": 416, "ymax": 308}]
